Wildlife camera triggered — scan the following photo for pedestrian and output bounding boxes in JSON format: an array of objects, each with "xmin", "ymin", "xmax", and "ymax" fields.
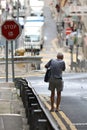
[
  {"xmin": 55, "ymin": 4, "xmax": 60, "ymax": 12},
  {"xmin": 45, "ymin": 52, "xmax": 66, "ymax": 112}
]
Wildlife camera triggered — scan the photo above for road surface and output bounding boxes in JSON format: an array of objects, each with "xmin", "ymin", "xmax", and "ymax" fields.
[{"xmin": 26, "ymin": 72, "xmax": 87, "ymax": 130}]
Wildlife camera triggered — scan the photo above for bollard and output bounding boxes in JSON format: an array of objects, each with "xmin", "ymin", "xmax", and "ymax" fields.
[
  {"xmin": 24, "ymin": 90, "xmax": 31, "ymax": 107},
  {"xmin": 25, "ymin": 96, "xmax": 38, "ymax": 118},
  {"xmin": 28, "ymin": 103, "xmax": 40, "ymax": 124},
  {"xmin": 14, "ymin": 78, "xmax": 23, "ymax": 96},
  {"xmin": 15, "ymin": 78, "xmax": 60, "ymax": 130},
  {"xmin": 21, "ymin": 87, "xmax": 31, "ymax": 107},
  {"xmin": 30, "ymin": 109, "xmax": 46, "ymax": 130},
  {"xmin": 31, "ymin": 103, "xmax": 40, "ymax": 110},
  {"xmin": 21, "ymin": 86, "xmax": 33, "ymax": 107},
  {"xmin": 28, "ymin": 96, "xmax": 38, "ymax": 107},
  {"xmin": 14, "ymin": 78, "xmax": 29, "ymax": 97},
  {"xmin": 20, "ymin": 83, "xmax": 28, "ymax": 97},
  {"xmin": 25, "ymin": 91, "xmax": 37, "ymax": 117},
  {"xmin": 37, "ymin": 119, "xmax": 54, "ymax": 130},
  {"xmin": 37, "ymin": 119, "xmax": 48, "ymax": 130}
]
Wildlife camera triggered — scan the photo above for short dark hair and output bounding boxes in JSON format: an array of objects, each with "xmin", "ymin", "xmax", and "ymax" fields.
[{"xmin": 57, "ymin": 53, "xmax": 63, "ymax": 59}]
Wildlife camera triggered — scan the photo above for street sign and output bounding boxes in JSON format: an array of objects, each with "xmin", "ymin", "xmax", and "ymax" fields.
[
  {"xmin": 1, "ymin": 20, "xmax": 22, "ymax": 40},
  {"xmin": 66, "ymin": 27, "xmax": 72, "ymax": 35},
  {"xmin": 69, "ymin": 6, "xmax": 87, "ymax": 16}
]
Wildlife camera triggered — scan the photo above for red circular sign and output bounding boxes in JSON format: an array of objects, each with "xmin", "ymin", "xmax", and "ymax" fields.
[{"xmin": 1, "ymin": 20, "xmax": 22, "ymax": 40}]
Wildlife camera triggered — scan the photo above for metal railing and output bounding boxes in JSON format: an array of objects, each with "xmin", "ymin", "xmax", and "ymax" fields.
[
  {"xmin": 0, "ymin": 55, "xmax": 42, "ymax": 70},
  {"xmin": 14, "ymin": 78, "xmax": 59, "ymax": 130}
]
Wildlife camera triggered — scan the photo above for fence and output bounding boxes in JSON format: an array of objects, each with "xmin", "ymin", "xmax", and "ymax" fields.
[
  {"xmin": 0, "ymin": 56, "xmax": 42, "ymax": 78},
  {"xmin": 0, "ymin": 55, "xmax": 42, "ymax": 70},
  {"xmin": 71, "ymin": 59, "xmax": 87, "ymax": 72},
  {"xmin": 14, "ymin": 78, "xmax": 59, "ymax": 130}
]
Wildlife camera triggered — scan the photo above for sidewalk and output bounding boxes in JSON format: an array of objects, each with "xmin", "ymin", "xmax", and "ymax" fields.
[
  {"xmin": 0, "ymin": 82, "xmax": 29, "ymax": 130},
  {"xmin": 49, "ymin": 1, "xmax": 84, "ymax": 72}
]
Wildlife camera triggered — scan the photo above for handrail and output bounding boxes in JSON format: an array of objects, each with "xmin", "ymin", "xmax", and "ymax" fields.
[
  {"xmin": 0, "ymin": 55, "xmax": 42, "ymax": 62},
  {"xmin": 0, "ymin": 56, "xmax": 42, "ymax": 69}
]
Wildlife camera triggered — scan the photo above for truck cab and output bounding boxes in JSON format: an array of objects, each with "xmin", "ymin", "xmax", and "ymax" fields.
[{"xmin": 24, "ymin": 16, "xmax": 44, "ymax": 54}]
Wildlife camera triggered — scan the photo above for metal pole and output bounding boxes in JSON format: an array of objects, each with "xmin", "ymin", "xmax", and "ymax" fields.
[
  {"xmin": 11, "ymin": 40, "xmax": 15, "ymax": 82},
  {"xmin": 0, "ymin": 4, "xmax": 1, "ymax": 25},
  {"xmin": 76, "ymin": 28, "xmax": 79, "ymax": 63},
  {"xmin": 5, "ymin": 0, "xmax": 8, "ymax": 82},
  {"xmin": 17, "ymin": 0, "xmax": 19, "ymax": 23},
  {"xmin": 6, "ymin": 40, "xmax": 8, "ymax": 82},
  {"xmin": 76, "ymin": 44, "xmax": 79, "ymax": 62},
  {"xmin": 69, "ymin": 45, "xmax": 73, "ymax": 70},
  {"xmin": 15, "ymin": 0, "xmax": 19, "ymax": 50}
]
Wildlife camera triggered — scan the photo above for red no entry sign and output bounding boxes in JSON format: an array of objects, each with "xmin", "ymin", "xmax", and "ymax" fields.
[{"xmin": 1, "ymin": 20, "xmax": 22, "ymax": 40}]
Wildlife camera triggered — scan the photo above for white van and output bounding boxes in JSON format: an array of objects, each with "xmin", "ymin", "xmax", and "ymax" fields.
[
  {"xmin": 30, "ymin": 10, "xmax": 44, "ymax": 17},
  {"xmin": 24, "ymin": 16, "xmax": 44, "ymax": 54},
  {"xmin": 25, "ymin": 16, "xmax": 44, "ymax": 23}
]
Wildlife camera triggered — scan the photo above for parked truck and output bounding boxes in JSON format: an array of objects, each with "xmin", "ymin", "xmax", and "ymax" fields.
[
  {"xmin": 29, "ymin": 0, "xmax": 44, "ymax": 16},
  {"xmin": 24, "ymin": 16, "xmax": 44, "ymax": 55}
]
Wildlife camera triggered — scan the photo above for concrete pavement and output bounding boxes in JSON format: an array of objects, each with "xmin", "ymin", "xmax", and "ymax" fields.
[
  {"xmin": 0, "ymin": 2, "xmax": 85, "ymax": 130},
  {"xmin": 0, "ymin": 0, "xmax": 84, "ymax": 78},
  {"xmin": 48, "ymin": 0, "xmax": 84, "ymax": 72},
  {"xmin": 0, "ymin": 82, "xmax": 29, "ymax": 130}
]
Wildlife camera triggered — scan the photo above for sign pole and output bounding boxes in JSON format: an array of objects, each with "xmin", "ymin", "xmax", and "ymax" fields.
[
  {"xmin": 15, "ymin": 0, "xmax": 19, "ymax": 50},
  {"xmin": 11, "ymin": 40, "xmax": 15, "ymax": 82},
  {"xmin": 6, "ymin": 40, "xmax": 8, "ymax": 82},
  {"xmin": 1, "ymin": 20, "xmax": 22, "ymax": 82}
]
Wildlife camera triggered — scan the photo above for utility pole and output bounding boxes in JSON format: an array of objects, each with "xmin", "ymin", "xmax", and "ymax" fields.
[
  {"xmin": 15, "ymin": 0, "xmax": 19, "ymax": 50},
  {"xmin": 17, "ymin": 0, "xmax": 19, "ymax": 22},
  {"xmin": 6, "ymin": 0, "xmax": 8, "ymax": 82}
]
